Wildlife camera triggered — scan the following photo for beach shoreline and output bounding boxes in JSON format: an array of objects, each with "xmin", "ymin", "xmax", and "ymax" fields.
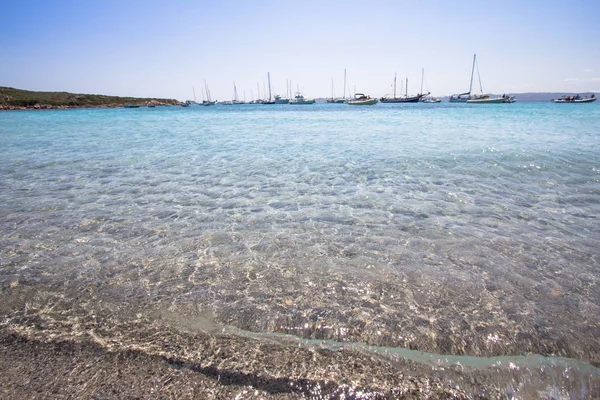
[{"xmin": 0, "ymin": 318, "xmax": 574, "ymax": 400}]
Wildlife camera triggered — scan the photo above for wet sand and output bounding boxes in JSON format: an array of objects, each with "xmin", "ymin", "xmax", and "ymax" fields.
[{"xmin": 2, "ymin": 304, "xmax": 599, "ymax": 399}]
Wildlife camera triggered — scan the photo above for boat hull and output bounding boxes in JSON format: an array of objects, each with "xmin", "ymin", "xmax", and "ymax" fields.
[
  {"xmin": 466, "ymin": 97, "xmax": 507, "ymax": 104},
  {"xmin": 552, "ymin": 98, "xmax": 596, "ymax": 103},
  {"xmin": 380, "ymin": 95, "xmax": 422, "ymax": 103},
  {"xmin": 347, "ymin": 99, "xmax": 378, "ymax": 105}
]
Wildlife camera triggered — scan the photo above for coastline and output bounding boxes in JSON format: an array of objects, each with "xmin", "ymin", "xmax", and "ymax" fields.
[
  {"xmin": 0, "ymin": 86, "xmax": 182, "ymax": 110},
  {"xmin": 0, "ymin": 314, "xmax": 574, "ymax": 400},
  {"xmin": 0, "ymin": 101, "xmax": 181, "ymax": 111}
]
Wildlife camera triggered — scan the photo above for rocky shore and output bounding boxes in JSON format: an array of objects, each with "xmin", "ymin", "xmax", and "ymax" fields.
[
  {"xmin": 0, "ymin": 86, "xmax": 182, "ymax": 110},
  {"xmin": 0, "ymin": 101, "xmax": 182, "ymax": 111}
]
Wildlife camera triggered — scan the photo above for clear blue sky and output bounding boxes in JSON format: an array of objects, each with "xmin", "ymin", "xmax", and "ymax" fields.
[{"xmin": 2, "ymin": 0, "xmax": 599, "ymax": 100}]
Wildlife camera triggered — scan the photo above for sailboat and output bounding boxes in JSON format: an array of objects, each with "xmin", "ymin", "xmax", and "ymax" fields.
[
  {"xmin": 326, "ymin": 78, "xmax": 337, "ymax": 103},
  {"xmin": 220, "ymin": 81, "xmax": 244, "ymax": 105},
  {"xmin": 449, "ymin": 55, "xmax": 476, "ymax": 103},
  {"xmin": 450, "ymin": 54, "xmax": 515, "ymax": 104},
  {"xmin": 326, "ymin": 70, "xmax": 347, "ymax": 103},
  {"xmin": 466, "ymin": 54, "xmax": 514, "ymax": 103},
  {"xmin": 347, "ymin": 93, "xmax": 378, "ymax": 105},
  {"xmin": 262, "ymin": 72, "xmax": 276, "ymax": 104},
  {"xmin": 202, "ymin": 80, "xmax": 216, "ymax": 106},
  {"xmin": 419, "ymin": 69, "xmax": 441, "ymax": 103},
  {"xmin": 380, "ymin": 70, "xmax": 429, "ymax": 103}
]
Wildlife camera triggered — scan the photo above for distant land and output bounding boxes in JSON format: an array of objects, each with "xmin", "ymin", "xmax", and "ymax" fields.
[{"xmin": 0, "ymin": 87, "xmax": 182, "ymax": 110}]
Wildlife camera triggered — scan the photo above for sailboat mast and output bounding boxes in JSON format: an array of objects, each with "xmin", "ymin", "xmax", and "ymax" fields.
[
  {"xmin": 267, "ymin": 72, "xmax": 272, "ymax": 101},
  {"xmin": 343, "ymin": 69, "xmax": 347, "ymax": 99},
  {"xmin": 405, "ymin": 77, "xmax": 408, "ymax": 97},
  {"xmin": 192, "ymin": 86, "xmax": 197, "ymax": 103},
  {"xmin": 469, "ymin": 54, "xmax": 476, "ymax": 96},
  {"xmin": 393, "ymin": 73, "xmax": 397, "ymax": 98},
  {"xmin": 420, "ymin": 68, "xmax": 424, "ymax": 95},
  {"xmin": 204, "ymin": 80, "xmax": 210, "ymax": 102},
  {"xmin": 476, "ymin": 57, "xmax": 483, "ymax": 93},
  {"xmin": 257, "ymin": 82, "xmax": 260, "ymax": 101},
  {"xmin": 331, "ymin": 77, "xmax": 334, "ymax": 99}
]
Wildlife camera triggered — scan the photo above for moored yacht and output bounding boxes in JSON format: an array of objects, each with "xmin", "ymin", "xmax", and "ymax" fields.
[
  {"xmin": 289, "ymin": 92, "xmax": 315, "ymax": 104},
  {"xmin": 347, "ymin": 93, "xmax": 378, "ymax": 105}
]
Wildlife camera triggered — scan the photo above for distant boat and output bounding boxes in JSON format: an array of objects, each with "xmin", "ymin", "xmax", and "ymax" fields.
[
  {"xmin": 202, "ymin": 80, "xmax": 216, "ymax": 106},
  {"xmin": 221, "ymin": 81, "xmax": 245, "ymax": 105},
  {"xmin": 467, "ymin": 94, "xmax": 514, "ymax": 104},
  {"xmin": 380, "ymin": 72, "xmax": 428, "ymax": 103},
  {"xmin": 419, "ymin": 69, "xmax": 440, "ymax": 103},
  {"xmin": 461, "ymin": 54, "xmax": 515, "ymax": 104},
  {"xmin": 274, "ymin": 94, "xmax": 289, "ymax": 104},
  {"xmin": 326, "ymin": 78, "xmax": 340, "ymax": 103},
  {"xmin": 124, "ymin": 104, "xmax": 140, "ymax": 108},
  {"xmin": 449, "ymin": 92, "xmax": 470, "ymax": 103},
  {"xmin": 450, "ymin": 55, "xmax": 476, "ymax": 102},
  {"xmin": 261, "ymin": 72, "xmax": 276, "ymax": 104},
  {"xmin": 326, "ymin": 71, "xmax": 347, "ymax": 103},
  {"xmin": 289, "ymin": 92, "xmax": 315, "ymax": 104},
  {"xmin": 347, "ymin": 93, "xmax": 378, "ymax": 105},
  {"xmin": 551, "ymin": 94, "xmax": 596, "ymax": 103}
]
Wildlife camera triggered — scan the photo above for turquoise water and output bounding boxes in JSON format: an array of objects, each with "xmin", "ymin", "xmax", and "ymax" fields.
[{"xmin": 1, "ymin": 102, "xmax": 600, "ymax": 392}]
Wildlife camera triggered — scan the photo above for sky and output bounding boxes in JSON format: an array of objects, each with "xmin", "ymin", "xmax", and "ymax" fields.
[{"xmin": 2, "ymin": 0, "xmax": 599, "ymax": 101}]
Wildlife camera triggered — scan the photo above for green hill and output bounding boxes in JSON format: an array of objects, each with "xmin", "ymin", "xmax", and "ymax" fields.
[{"xmin": 0, "ymin": 87, "xmax": 182, "ymax": 110}]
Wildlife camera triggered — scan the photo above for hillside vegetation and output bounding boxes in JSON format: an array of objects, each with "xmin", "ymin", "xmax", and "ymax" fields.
[{"xmin": 0, "ymin": 87, "xmax": 181, "ymax": 109}]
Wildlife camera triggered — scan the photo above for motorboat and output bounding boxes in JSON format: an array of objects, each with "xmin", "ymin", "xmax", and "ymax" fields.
[
  {"xmin": 551, "ymin": 94, "xmax": 596, "ymax": 103},
  {"xmin": 289, "ymin": 93, "xmax": 315, "ymax": 104},
  {"xmin": 347, "ymin": 93, "xmax": 378, "ymax": 105}
]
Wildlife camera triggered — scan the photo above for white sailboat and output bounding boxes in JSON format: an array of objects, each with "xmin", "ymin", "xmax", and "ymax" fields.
[
  {"xmin": 420, "ymin": 69, "xmax": 441, "ymax": 103},
  {"xmin": 202, "ymin": 80, "xmax": 216, "ymax": 106},
  {"xmin": 220, "ymin": 81, "xmax": 245, "ymax": 105},
  {"xmin": 263, "ymin": 72, "xmax": 275, "ymax": 104},
  {"xmin": 465, "ymin": 54, "xmax": 515, "ymax": 104},
  {"xmin": 449, "ymin": 55, "xmax": 476, "ymax": 103},
  {"xmin": 326, "ymin": 70, "xmax": 347, "ymax": 103},
  {"xmin": 347, "ymin": 93, "xmax": 378, "ymax": 105}
]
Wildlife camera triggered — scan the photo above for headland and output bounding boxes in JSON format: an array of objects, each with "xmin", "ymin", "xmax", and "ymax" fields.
[{"xmin": 0, "ymin": 87, "xmax": 181, "ymax": 110}]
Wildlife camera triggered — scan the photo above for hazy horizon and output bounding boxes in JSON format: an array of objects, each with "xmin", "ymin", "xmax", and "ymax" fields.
[{"xmin": 3, "ymin": 1, "xmax": 599, "ymax": 101}]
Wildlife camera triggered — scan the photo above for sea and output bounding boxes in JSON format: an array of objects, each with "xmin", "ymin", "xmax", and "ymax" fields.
[{"xmin": 1, "ymin": 101, "xmax": 599, "ymax": 397}]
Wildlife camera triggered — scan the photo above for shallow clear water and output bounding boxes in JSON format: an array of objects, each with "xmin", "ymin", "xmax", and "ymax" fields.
[{"xmin": 1, "ymin": 102, "xmax": 600, "ymax": 391}]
